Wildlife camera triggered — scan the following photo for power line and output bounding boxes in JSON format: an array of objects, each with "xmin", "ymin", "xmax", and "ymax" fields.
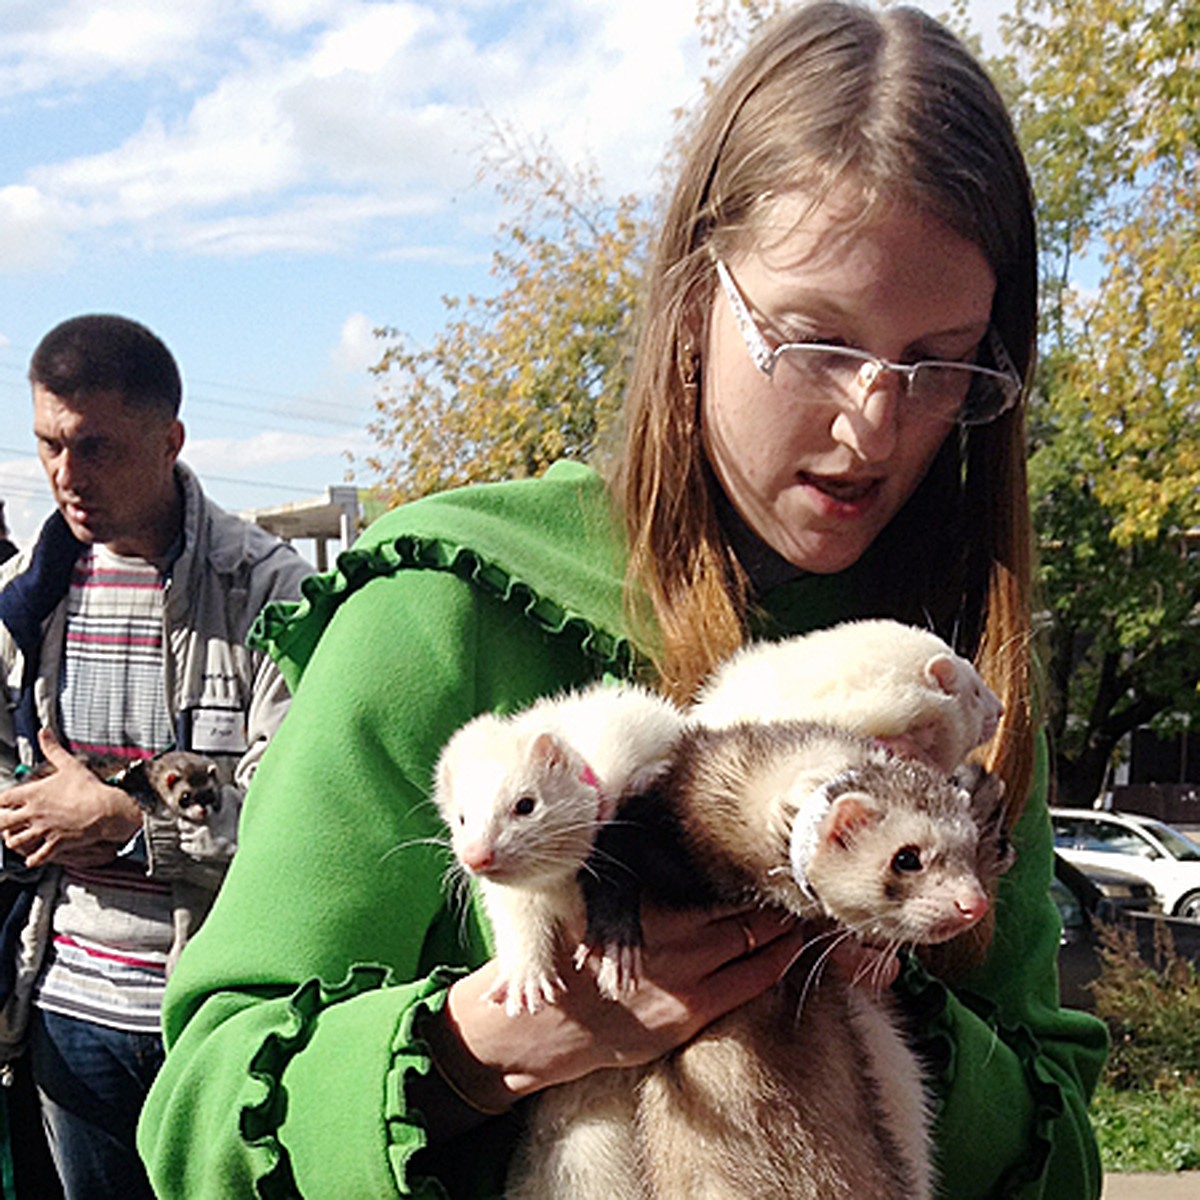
[
  {"xmin": 0, "ymin": 349, "xmax": 376, "ymax": 429},
  {"xmin": 0, "ymin": 448, "xmax": 350, "ymax": 500}
]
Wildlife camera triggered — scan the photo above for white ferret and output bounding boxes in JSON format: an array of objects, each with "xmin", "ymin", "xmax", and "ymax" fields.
[
  {"xmin": 432, "ymin": 681, "xmax": 685, "ymax": 1015},
  {"xmin": 693, "ymin": 618, "xmax": 1003, "ymax": 774}
]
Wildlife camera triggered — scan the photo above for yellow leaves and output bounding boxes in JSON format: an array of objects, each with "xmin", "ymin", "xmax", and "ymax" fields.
[
  {"xmin": 1017, "ymin": 0, "xmax": 1199, "ymax": 548},
  {"xmin": 365, "ymin": 122, "xmax": 650, "ymax": 507}
]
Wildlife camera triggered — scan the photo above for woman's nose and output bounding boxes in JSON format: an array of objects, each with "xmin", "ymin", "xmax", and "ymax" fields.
[{"xmin": 830, "ymin": 365, "xmax": 901, "ymax": 461}]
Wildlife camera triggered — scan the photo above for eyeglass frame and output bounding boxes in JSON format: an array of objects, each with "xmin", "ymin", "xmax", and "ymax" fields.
[{"xmin": 712, "ymin": 257, "xmax": 1023, "ymax": 426}]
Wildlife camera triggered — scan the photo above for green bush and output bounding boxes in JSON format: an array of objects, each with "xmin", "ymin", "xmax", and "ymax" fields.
[
  {"xmin": 1088, "ymin": 918, "xmax": 1200, "ymax": 1173},
  {"xmin": 1090, "ymin": 920, "xmax": 1200, "ymax": 1092}
]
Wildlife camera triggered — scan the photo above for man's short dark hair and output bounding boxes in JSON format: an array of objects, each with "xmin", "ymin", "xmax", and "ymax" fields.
[{"xmin": 29, "ymin": 314, "xmax": 182, "ymax": 417}]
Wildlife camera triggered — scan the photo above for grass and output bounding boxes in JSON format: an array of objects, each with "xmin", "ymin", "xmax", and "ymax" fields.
[{"xmin": 1091, "ymin": 1080, "xmax": 1200, "ymax": 1173}]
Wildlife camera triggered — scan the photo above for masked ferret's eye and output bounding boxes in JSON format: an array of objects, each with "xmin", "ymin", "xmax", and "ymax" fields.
[{"xmin": 891, "ymin": 846, "xmax": 923, "ymax": 873}]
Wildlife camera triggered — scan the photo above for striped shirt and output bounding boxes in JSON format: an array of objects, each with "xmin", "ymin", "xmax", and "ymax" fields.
[{"xmin": 34, "ymin": 544, "xmax": 175, "ymax": 1033}]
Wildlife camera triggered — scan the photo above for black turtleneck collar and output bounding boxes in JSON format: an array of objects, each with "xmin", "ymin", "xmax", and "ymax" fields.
[{"xmin": 712, "ymin": 483, "xmax": 808, "ymax": 598}]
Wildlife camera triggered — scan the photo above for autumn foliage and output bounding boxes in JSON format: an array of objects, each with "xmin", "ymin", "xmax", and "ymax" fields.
[{"xmin": 364, "ymin": 0, "xmax": 1200, "ymax": 804}]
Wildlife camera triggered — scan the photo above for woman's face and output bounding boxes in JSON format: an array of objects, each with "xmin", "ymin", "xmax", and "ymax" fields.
[{"xmin": 700, "ymin": 187, "xmax": 997, "ymax": 575}]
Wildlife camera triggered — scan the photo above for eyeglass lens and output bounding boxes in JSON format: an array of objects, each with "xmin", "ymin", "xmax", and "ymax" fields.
[{"xmin": 773, "ymin": 346, "xmax": 1012, "ymax": 424}]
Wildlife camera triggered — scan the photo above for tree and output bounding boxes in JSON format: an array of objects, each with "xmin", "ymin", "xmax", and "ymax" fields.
[
  {"xmin": 363, "ymin": 2, "xmax": 777, "ymax": 505},
  {"xmin": 1003, "ymin": 0, "xmax": 1200, "ymax": 802},
  {"xmin": 364, "ymin": 129, "xmax": 648, "ymax": 506},
  {"xmin": 362, "ymin": 0, "xmax": 1200, "ymax": 804}
]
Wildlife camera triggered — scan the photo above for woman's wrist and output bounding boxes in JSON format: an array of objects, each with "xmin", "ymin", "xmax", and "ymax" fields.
[{"xmin": 424, "ymin": 986, "xmax": 521, "ymax": 1116}]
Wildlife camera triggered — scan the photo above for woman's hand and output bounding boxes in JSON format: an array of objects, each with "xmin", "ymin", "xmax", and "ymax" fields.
[{"xmin": 435, "ymin": 903, "xmax": 806, "ymax": 1113}]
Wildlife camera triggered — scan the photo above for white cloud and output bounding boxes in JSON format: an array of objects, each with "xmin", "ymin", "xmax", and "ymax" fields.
[
  {"xmin": 332, "ymin": 312, "xmax": 380, "ymax": 375},
  {"xmin": 0, "ymin": 0, "xmax": 235, "ymax": 92},
  {"xmin": 0, "ymin": 458, "xmax": 51, "ymax": 547},
  {"xmin": 309, "ymin": 3, "xmax": 430, "ymax": 77},
  {"xmin": 2, "ymin": 1, "xmax": 702, "ymax": 267},
  {"xmin": 0, "ymin": 185, "xmax": 73, "ymax": 271},
  {"xmin": 185, "ymin": 428, "xmax": 365, "ymax": 472}
]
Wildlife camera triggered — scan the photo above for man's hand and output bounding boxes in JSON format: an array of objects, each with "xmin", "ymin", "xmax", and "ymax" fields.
[{"xmin": 0, "ymin": 729, "xmax": 144, "ymax": 868}]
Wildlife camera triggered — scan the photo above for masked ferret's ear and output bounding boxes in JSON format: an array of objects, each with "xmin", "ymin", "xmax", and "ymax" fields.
[{"xmin": 821, "ymin": 792, "xmax": 883, "ymax": 850}]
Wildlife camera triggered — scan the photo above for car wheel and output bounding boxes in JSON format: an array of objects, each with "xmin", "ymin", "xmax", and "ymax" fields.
[{"xmin": 1174, "ymin": 890, "xmax": 1200, "ymax": 920}]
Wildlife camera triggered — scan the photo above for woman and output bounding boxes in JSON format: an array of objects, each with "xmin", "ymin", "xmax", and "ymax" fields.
[{"xmin": 138, "ymin": 4, "xmax": 1107, "ymax": 1196}]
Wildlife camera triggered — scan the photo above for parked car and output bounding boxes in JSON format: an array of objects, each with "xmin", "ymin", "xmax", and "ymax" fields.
[
  {"xmin": 1050, "ymin": 806, "xmax": 1200, "ymax": 919},
  {"xmin": 1061, "ymin": 856, "xmax": 1159, "ymax": 916},
  {"xmin": 1052, "ymin": 853, "xmax": 1200, "ymax": 1010}
]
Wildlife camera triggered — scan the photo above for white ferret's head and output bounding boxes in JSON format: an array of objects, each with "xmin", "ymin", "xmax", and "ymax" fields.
[
  {"xmin": 435, "ymin": 716, "xmax": 607, "ymax": 888},
  {"xmin": 925, "ymin": 652, "xmax": 1003, "ymax": 741}
]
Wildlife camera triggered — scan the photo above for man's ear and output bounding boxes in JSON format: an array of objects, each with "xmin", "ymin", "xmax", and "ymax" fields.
[{"xmin": 167, "ymin": 418, "xmax": 185, "ymax": 463}]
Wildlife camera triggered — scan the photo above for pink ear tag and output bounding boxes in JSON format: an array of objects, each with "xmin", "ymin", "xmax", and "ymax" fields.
[{"xmin": 578, "ymin": 764, "xmax": 614, "ymax": 822}]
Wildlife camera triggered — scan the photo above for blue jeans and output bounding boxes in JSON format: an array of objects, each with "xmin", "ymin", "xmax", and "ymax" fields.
[{"xmin": 29, "ymin": 1008, "xmax": 164, "ymax": 1200}]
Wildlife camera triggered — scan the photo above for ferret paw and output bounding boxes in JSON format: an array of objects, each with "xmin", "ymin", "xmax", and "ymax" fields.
[
  {"xmin": 487, "ymin": 970, "xmax": 565, "ymax": 1017},
  {"xmin": 590, "ymin": 945, "xmax": 642, "ymax": 1000}
]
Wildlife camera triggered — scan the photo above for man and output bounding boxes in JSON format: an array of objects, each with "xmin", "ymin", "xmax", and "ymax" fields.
[
  {"xmin": 0, "ymin": 502, "xmax": 16, "ymax": 564},
  {"xmin": 0, "ymin": 315, "xmax": 311, "ymax": 1199}
]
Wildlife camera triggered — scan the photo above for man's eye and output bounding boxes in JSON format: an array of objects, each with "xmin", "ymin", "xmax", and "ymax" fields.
[{"xmin": 75, "ymin": 440, "xmax": 111, "ymax": 462}]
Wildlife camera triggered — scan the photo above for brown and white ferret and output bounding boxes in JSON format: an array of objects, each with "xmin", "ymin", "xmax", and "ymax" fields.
[
  {"xmin": 509, "ymin": 721, "xmax": 1011, "ymax": 1200},
  {"xmin": 693, "ymin": 618, "xmax": 1003, "ymax": 774},
  {"xmin": 27, "ymin": 748, "xmax": 227, "ymax": 974},
  {"xmin": 28, "ymin": 749, "xmax": 222, "ymax": 822},
  {"xmin": 432, "ymin": 681, "xmax": 685, "ymax": 1014}
]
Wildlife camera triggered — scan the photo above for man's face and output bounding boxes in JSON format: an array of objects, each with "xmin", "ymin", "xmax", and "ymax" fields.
[{"xmin": 33, "ymin": 384, "xmax": 183, "ymax": 558}]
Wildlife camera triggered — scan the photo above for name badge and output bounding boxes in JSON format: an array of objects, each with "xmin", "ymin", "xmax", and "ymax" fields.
[{"xmin": 189, "ymin": 708, "xmax": 248, "ymax": 755}]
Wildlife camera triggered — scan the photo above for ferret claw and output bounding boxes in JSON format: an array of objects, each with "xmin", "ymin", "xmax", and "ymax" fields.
[
  {"xmin": 593, "ymin": 945, "xmax": 642, "ymax": 1000},
  {"xmin": 490, "ymin": 970, "xmax": 566, "ymax": 1017}
]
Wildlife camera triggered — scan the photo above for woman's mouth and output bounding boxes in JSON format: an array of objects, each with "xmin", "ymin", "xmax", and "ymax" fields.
[{"xmin": 797, "ymin": 472, "xmax": 881, "ymax": 513}]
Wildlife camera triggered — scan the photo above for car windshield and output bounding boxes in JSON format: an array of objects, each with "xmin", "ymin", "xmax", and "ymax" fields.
[
  {"xmin": 1052, "ymin": 815, "xmax": 1157, "ymax": 858},
  {"xmin": 1141, "ymin": 820, "xmax": 1200, "ymax": 862}
]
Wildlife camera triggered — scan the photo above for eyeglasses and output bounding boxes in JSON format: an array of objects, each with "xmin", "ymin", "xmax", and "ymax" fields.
[{"xmin": 714, "ymin": 258, "xmax": 1022, "ymax": 426}]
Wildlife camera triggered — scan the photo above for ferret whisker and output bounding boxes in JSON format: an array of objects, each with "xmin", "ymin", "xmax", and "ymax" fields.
[
  {"xmin": 380, "ymin": 834, "xmax": 451, "ymax": 865},
  {"xmin": 582, "ymin": 845, "xmax": 639, "ymax": 877},
  {"xmin": 792, "ymin": 927, "xmax": 856, "ymax": 1024}
]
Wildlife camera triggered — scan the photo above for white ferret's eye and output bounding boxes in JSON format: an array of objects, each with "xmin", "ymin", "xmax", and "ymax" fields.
[
  {"xmin": 513, "ymin": 795, "xmax": 537, "ymax": 816},
  {"xmin": 891, "ymin": 846, "xmax": 923, "ymax": 874}
]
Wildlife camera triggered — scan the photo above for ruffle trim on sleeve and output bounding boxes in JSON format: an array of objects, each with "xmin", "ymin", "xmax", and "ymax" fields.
[
  {"xmin": 383, "ymin": 966, "xmax": 466, "ymax": 1198},
  {"xmin": 238, "ymin": 963, "xmax": 397, "ymax": 1200},
  {"xmin": 251, "ymin": 531, "xmax": 636, "ymax": 688},
  {"xmin": 894, "ymin": 956, "xmax": 1067, "ymax": 1195}
]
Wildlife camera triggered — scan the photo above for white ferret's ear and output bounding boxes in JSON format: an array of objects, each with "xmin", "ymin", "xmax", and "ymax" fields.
[
  {"xmin": 924, "ymin": 653, "xmax": 961, "ymax": 696},
  {"xmin": 822, "ymin": 792, "xmax": 882, "ymax": 850},
  {"xmin": 434, "ymin": 753, "xmax": 454, "ymax": 805},
  {"xmin": 528, "ymin": 731, "xmax": 574, "ymax": 774}
]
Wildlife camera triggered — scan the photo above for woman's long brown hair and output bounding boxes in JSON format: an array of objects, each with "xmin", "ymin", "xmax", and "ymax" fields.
[{"xmin": 610, "ymin": 2, "xmax": 1039, "ymax": 972}]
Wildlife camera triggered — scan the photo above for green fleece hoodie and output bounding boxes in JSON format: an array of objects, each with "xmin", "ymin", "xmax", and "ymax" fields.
[{"xmin": 137, "ymin": 461, "xmax": 1106, "ymax": 1199}]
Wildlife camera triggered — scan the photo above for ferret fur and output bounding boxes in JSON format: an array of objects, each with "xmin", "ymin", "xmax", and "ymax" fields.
[
  {"xmin": 692, "ymin": 619, "xmax": 1003, "ymax": 774},
  {"xmin": 28, "ymin": 749, "xmax": 229, "ymax": 973},
  {"xmin": 29, "ymin": 749, "xmax": 222, "ymax": 821},
  {"xmin": 433, "ymin": 681, "xmax": 685, "ymax": 1014},
  {"xmin": 509, "ymin": 721, "xmax": 1010, "ymax": 1200}
]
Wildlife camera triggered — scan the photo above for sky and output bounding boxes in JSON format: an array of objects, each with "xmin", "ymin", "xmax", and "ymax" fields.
[{"xmin": 0, "ymin": 0, "xmax": 1006, "ymax": 559}]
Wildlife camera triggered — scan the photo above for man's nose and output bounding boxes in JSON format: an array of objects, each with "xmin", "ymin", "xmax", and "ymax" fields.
[{"xmin": 54, "ymin": 447, "xmax": 84, "ymax": 492}]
